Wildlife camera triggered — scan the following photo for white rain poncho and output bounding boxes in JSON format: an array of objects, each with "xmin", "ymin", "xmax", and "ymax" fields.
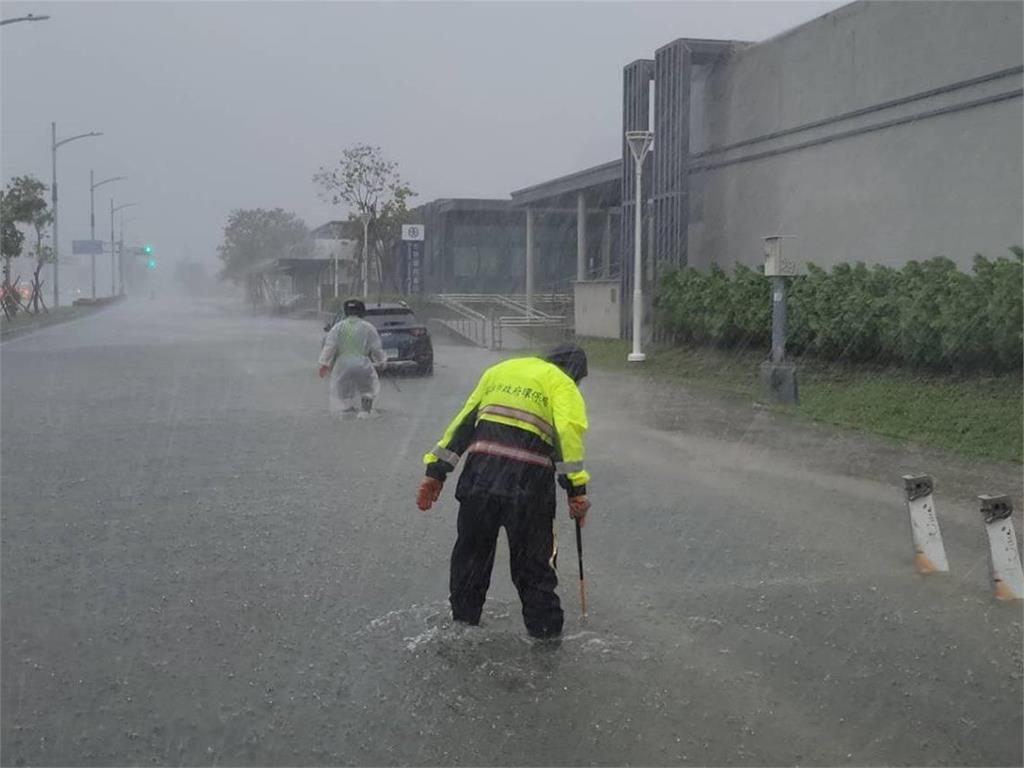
[{"xmin": 318, "ymin": 316, "xmax": 388, "ymax": 415}]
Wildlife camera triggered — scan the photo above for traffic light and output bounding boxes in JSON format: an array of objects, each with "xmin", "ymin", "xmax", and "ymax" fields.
[
  {"xmin": 146, "ymin": 258, "xmax": 157, "ymax": 270},
  {"xmin": 143, "ymin": 245, "xmax": 154, "ymax": 255}
]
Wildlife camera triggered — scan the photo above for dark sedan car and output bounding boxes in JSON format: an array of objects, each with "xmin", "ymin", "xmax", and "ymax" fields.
[{"xmin": 323, "ymin": 302, "xmax": 433, "ymax": 375}]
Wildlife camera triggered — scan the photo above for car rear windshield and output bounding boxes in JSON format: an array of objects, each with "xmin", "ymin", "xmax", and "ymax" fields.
[{"xmin": 365, "ymin": 309, "xmax": 416, "ymax": 327}]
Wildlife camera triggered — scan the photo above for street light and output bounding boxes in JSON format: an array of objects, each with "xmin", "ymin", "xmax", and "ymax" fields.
[
  {"xmin": 90, "ymin": 172, "xmax": 126, "ymax": 299},
  {"xmin": 0, "ymin": 14, "xmax": 51, "ymax": 26},
  {"xmin": 625, "ymin": 129, "xmax": 654, "ymax": 363},
  {"xmin": 51, "ymin": 123, "xmax": 102, "ymax": 307},
  {"xmin": 111, "ymin": 200, "xmax": 139, "ymax": 296}
]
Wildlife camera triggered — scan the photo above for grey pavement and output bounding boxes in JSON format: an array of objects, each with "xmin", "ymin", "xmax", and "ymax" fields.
[{"xmin": 2, "ymin": 297, "xmax": 1021, "ymax": 766}]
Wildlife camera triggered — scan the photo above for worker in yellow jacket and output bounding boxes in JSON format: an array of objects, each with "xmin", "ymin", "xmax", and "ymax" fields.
[{"xmin": 416, "ymin": 344, "xmax": 591, "ymax": 639}]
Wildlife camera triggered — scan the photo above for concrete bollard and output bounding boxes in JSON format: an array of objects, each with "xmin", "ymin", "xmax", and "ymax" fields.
[
  {"xmin": 902, "ymin": 475, "xmax": 949, "ymax": 573},
  {"xmin": 979, "ymin": 495, "xmax": 1024, "ymax": 601}
]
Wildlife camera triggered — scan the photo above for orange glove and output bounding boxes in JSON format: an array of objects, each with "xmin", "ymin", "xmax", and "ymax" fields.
[
  {"xmin": 318, "ymin": 365, "xmax": 331, "ymax": 379},
  {"xmin": 417, "ymin": 477, "xmax": 443, "ymax": 511},
  {"xmin": 568, "ymin": 495, "xmax": 591, "ymax": 527}
]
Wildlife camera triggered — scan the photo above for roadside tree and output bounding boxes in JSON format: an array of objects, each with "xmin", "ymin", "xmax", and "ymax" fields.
[
  {"xmin": 217, "ymin": 208, "xmax": 309, "ymax": 305},
  {"xmin": 1, "ymin": 176, "xmax": 50, "ymax": 318},
  {"xmin": 313, "ymin": 144, "xmax": 415, "ymax": 294}
]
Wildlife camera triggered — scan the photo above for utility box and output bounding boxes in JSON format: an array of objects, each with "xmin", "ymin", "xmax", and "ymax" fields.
[
  {"xmin": 763, "ymin": 236, "xmax": 799, "ymax": 277},
  {"xmin": 574, "ymin": 280, "xmax": 621, "ymax": 339},
  {"xmin": 761, "ymin": 235, "xmax": 799, "ymax": 404}
]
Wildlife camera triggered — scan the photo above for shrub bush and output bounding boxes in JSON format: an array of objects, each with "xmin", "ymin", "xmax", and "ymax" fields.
[{"xmin": 655, "ymin": 248, "xmax": 1023, "ymax": 373}]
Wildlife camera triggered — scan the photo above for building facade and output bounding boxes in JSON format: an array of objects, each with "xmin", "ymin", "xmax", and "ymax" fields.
[
  {"xmin": 411, "ymin": 198, "xmax": 581, "ymax": 295},
  {"xmin": 405, "ymin": 2, "xmax": 1022, "ymax": 335},
  {"xmin": 624, "ymin": 1, "xmax": 1023, "ymax": 277}
]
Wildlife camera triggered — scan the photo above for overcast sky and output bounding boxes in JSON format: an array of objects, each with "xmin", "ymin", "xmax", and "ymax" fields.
[{"xmin": 2, "ymin": 0, "xmax": 844, "ymax": 266}]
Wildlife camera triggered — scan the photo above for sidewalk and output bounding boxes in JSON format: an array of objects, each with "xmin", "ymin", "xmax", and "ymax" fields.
[
  {"xmin": 588, "ymin": 361, "xmax": 1023, "ymax": 526},
  {"xmin": 0, "ymin": 297, "xmax": 123, "ymax": 343}
]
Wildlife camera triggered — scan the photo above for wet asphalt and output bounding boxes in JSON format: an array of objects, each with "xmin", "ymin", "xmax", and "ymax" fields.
[{"xmin": 1, "ymin": 296, "xmax": 1021, "ymax": 766}]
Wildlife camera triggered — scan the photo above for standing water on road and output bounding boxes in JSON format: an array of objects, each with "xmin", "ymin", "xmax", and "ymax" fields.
[{"xmin": 3, "ymin": 1, "xmax": 1023, "ymax": 765}]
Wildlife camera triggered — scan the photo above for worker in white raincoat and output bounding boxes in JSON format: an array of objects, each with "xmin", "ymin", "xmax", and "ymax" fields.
[{"xmin": 318, "ymin": 298, "xmax": 388, "ymax": 418}]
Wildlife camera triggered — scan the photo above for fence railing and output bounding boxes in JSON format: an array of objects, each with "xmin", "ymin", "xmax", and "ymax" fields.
[
  {"xmin": 422, "ymin": 293, "xmax": 575, "ymax": 350},
  {"xmin": 433, "ymin": 295, "xmax": 491, "ymax": 347}
]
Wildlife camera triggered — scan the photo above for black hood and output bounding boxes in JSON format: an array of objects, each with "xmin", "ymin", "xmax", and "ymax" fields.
[{"xmin": 545, "ymin": 344, "xmax": 588, "ymax": 383}]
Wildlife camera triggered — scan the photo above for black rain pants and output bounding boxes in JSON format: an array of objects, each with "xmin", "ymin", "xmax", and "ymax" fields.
[{"xmin": 449, "ymin": 487, "xmax": 563, "ymax": 638}]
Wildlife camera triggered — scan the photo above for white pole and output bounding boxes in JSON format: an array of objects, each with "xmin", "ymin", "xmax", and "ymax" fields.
[
  {"xmin": 90, "ymin": 170, "xmax": 96, "ymax": 299},
  {"xmin": 628, "ymin": 161, "xmax": 645, "ymax": 362},
  {"xmin": 51, "ymin": 122, "xmax": 59, "ymax": 308},
  {"xmin": 110, "ymin": 199, "xmax": 116, "ymax": 296},
  {"xmin": 118, "ymin": 213, "xmax": 124, "ymax": 295},
  {"xmin": 361, "ymin": 215, "xmax": 369, "ymax": 299},
  {"xmin": 333, "ymin": 243, "xmax": 339, "ymax": 299}
]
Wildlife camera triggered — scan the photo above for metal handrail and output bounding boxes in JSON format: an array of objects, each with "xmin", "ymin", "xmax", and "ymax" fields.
[
  {"xmin": 435, "ymin": 295, "xmax": 487, "ymax": 321},
  {"xmin": 426, "ymin": 292, "xmax": 574, "ymax": 350},
  {"xmin": 496, "ymin": 315, "xmax": 567, "ymax": 327}
]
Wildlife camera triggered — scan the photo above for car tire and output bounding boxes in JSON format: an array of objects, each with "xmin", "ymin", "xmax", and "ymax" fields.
[{"xmin": 417, "ymin": 360, "xmax": 434, "ymax": 376}]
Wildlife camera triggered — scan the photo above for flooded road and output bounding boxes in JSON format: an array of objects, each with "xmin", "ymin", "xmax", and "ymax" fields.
[{"xmin": 2, "ymin": 297, "xmax": 1021, "ymax": 765}]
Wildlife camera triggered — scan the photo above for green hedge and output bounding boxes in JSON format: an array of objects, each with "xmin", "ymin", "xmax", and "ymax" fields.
[{"xmin": 655, "ymin": 248, "xmax": 1023, "ymax": 373}]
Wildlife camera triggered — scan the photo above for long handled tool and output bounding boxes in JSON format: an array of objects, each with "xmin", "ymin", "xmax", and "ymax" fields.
[{"xmin": 575, "ymin": 518, "xmax": 588, "ymax": 619}]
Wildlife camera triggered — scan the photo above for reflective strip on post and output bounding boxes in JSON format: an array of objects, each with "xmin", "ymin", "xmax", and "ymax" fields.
[
  {"xmin": 555, "ymin": 461, "xmax": 585, "ymax": 475},
  {"xmin": 431, "ymin": 444, "xmax": 461, "ymax": 466},
  {"xmin": 902, "ymin": 475, "xmax": 949, "ymax": 573},
  {"xmin": 979, "ymin": 495, "xmax": 1024, "ymax": 601}
]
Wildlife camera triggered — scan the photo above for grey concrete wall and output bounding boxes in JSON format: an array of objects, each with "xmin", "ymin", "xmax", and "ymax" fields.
[{"xmin": 689, "ymin": 1, "xmax": 1023, "ymax": 272}]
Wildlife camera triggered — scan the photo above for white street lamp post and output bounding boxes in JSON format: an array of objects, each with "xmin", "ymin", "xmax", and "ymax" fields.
[
  {"xmin": 51, "ymin": 123, "xmax": 102, "ymax": 307},
  {"xmin": 90, "ymin": 172, "xmax": 126, "ymax": 299},
  {"xmin": 625, "ymin": 130, "xmax": 654, "ymax": 363},
  {"xmin": 333, "ymin": 239, "xmax": 339, "ymax": 300},
  {"xmin": 110, "ymin": 201, "xmax": 138, "ymax": 296},
  {"xmin": 360, "ymin": 212, "xmax": 371, "ymax": 299}
]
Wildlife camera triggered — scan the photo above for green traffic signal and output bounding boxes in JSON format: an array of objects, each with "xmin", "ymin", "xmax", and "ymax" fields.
[
  {"xmin": 143, "ymin": 245, "xmax": 153, "ymax": 255},
  {"xmin": 147, "ymin": 258, "xmax": 157, "ymax": 270}
]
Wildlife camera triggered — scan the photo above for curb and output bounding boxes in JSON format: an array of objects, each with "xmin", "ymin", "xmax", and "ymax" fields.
[{"xmin": 0, "ymin": 296, "xmax": 124, "ymax": 344}]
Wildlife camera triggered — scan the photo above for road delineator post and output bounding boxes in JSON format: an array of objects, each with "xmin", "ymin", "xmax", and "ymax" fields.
[
  {"xmin": 978, "ymin": 495, "xmax": 1023, "ymax": 601},
  {"xmin": 902, "ymin": 475, "xmax": 949, "ymax": 573}
]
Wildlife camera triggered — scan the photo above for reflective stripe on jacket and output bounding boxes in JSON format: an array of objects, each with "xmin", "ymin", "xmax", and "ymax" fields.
[{"xmin": 423, "ymin": 356, "xmax": 590, "ymax": 491}]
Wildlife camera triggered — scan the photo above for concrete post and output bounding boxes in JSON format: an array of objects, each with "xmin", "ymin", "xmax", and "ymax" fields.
[
  {"xmin": 901, "ymin": 475, "xmax": 949, "ymax": 573},
  {"xmin": 979, "ymin": 495, "xmax": 1024, "ymax": 601},
  {"xmin": 525, "ymin": 208, "xmax": 534, "ymax": 311},
  {"xmin": 576, "ymin": 193, "xmax": 586, "ymax": 282}
]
